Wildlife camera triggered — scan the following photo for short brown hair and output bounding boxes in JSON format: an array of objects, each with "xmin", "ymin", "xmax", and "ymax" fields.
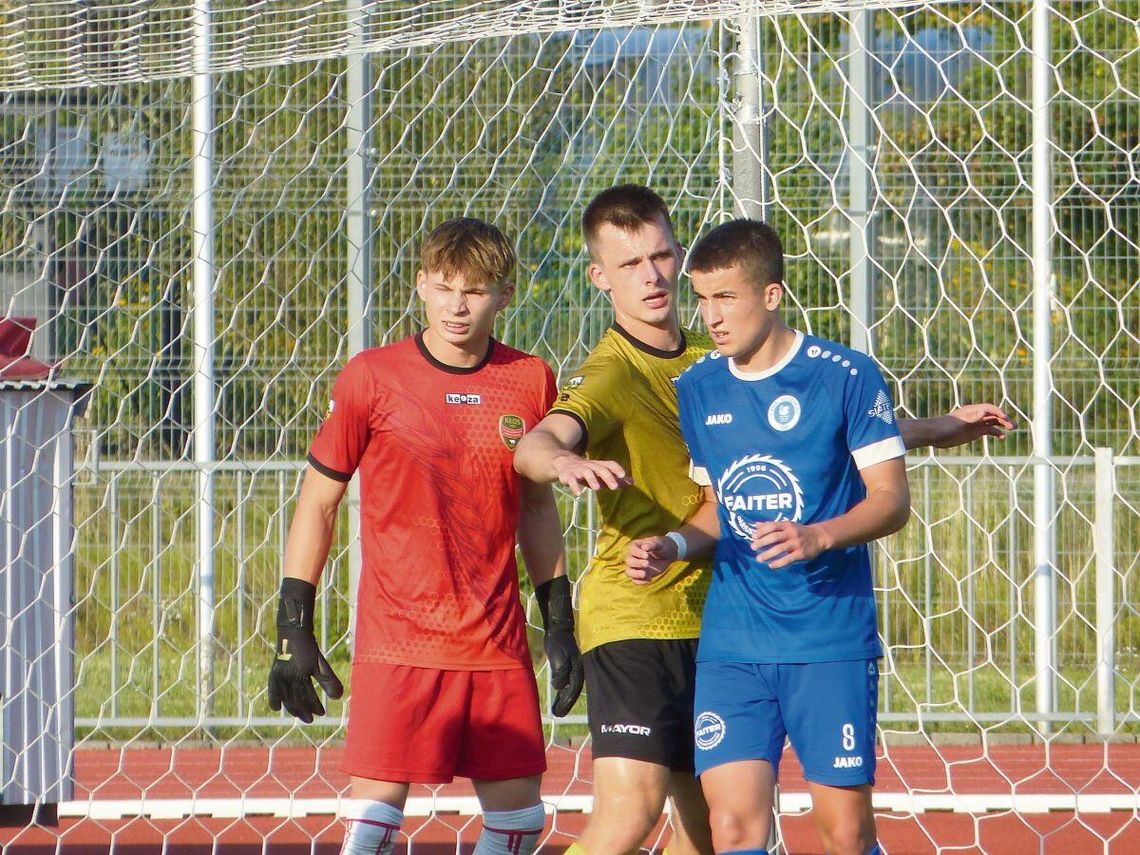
[
  {"xmin": 582, "ymin": 184, "xmax": 674, "ymax": 256},
  {"xmin": 420, "ymin": 218, "xmax": 516, "ymax": 288},
  {"xmin": 688, "ymin": 219, "xmax": 784, "ymax": 287}
]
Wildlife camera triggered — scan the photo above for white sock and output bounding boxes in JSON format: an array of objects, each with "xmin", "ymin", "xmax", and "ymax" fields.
[
  {"xmin": 473, "ymin": 804, "xmax": 546, "ymax": 855},
  {"xmin": 340, "ymin": 799, "xmax": 403, "ymax": 855}
]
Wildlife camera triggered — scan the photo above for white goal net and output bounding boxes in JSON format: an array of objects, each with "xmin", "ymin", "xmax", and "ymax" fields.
[{"xmin": 0, "ymin": 1, "xmax": 1136, "ymax": 853}]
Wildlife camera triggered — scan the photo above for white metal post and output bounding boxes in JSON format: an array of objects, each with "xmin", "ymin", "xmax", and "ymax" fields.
[
  {"xmin": 1031, "ymin": 0, "xmax": 1056, "ymax": 732},
  {"xmin": 345, "ymin": 0, "xmax": 374, "ymax": 636},
  {"xmin": 848, "ymin": 10, "xmax": 874, "ymax": 355},
  {"xmin": 1094, "ymin": 448, "xmax": 1115, "ymax": 735},
  {"xmin": 732, "ymin": 20, "xmax": 780, "ymax": 852},
  {"xmin": 732, "ymin": 16, "xmax": 767, "ymax": 221},
  {"xmin": 191, "ymin": 0, "xmax": 217, "ymax": 719}
]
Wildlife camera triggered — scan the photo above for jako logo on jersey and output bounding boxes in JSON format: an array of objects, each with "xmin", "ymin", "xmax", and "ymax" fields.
[
  {"xmin": 600, "ymin": 723, "xmax": 652, "ymax": 736},
  {"xmin": 445, "ymin": 393, "xmax": 482, "ymax": 405},
  {"xmin": 767, "ymin": 394, "xmax": 801, "ymax": 432},
  {"xmin": 833, "ymin": 756, "xmax": 864, "ymax": 769},
  {"xmin": 565, "ymin": 376, "xmax": 584, "ymax": 389},
  {"xmin": 705, "ymin": 413, "xmax": 733, "ymax": 426},
  {"xmin": 716, "ymin": 454, "xmax": 804, "ymax": 540},
  {"xmin": 868, "ymin": 389, "xmax": 894, "ymax": 424},
  {"xmin": 499, "ymin": 414, "xmax": 525, "ymax": 450},
  {"xmin": 694, "ymin": 711, "xmax": 726, "ymax": 750}
]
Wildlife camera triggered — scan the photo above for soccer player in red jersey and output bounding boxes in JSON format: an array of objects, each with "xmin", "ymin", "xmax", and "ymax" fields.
[{"xmin": 267, "ymin": 218, "xmax": 583, "ymax": 855}]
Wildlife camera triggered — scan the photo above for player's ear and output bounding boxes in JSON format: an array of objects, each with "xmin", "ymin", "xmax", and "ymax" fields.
[
  {"xmin": 765, "ymin": 281, "xmax": 784, "ymax": 311},
  {"xmin": 495, "ymin": 280, "xmax": 515, "ymax": 309},
  {"xmin": 415, "ymin": 269, "xmax": 427, "ymax": 301},
  {"xmin": 587, "ymin": 261, "xmax": 610, "ymax": 294}
]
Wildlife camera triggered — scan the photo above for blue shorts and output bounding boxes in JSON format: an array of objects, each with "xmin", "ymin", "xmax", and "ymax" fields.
[{"xmin": 693, "ymin": 659, "xmax": 879, "ymax": 786}]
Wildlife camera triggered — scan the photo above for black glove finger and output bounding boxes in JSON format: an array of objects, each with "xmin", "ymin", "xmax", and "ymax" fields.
[
  {"xmin": 267, "ymin": 672, "xmax": 283, "ymax": 712},
  {"xmin": 297, "ymin": 677, "xmax": 327, "ymax": 719},
  {"xmin": 278, "ymin": 677, "xmax": 317, "ymax": 724},
  {"xmin": 551, "ymin": 656, "xmax": 584, "ymax": 717},
  {"xmin": 547, "ymin": 645, "xmax": 570, "ymax": 690},
  {"xmin": 283, "ymin": 688, "xmax": 316, "ymax": 725},
  {"xmin": 314, "ymin": 652, "xmax": 344, "ymax": 700}
]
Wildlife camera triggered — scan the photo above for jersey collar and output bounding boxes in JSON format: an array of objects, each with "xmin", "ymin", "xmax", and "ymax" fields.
[
  {"xmin": 414, "ymin": 330, "xmax": 496, "ymax": 374},
  {"xmin": 728, "ymin": 330, "xmax": 804, "ymax": 381},
  {"xmin": 611, "ymin": 323, "xmax": 687, "ymax": 359}
]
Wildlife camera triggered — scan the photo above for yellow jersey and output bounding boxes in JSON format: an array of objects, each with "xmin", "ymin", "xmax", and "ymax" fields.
[{"xmin": 550, "ymin": 324, "xmax": 713, "ymax": 652}]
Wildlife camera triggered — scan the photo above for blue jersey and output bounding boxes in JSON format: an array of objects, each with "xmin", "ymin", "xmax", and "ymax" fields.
[{"xmin": 676, "ymin": 331, "xmax": 905, "ymax": 664}]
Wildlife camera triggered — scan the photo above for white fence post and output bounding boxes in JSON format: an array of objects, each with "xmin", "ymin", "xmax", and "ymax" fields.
[{"xmin": 1094, "ymin": 447, "xmax": 1115, "ymax": 736}]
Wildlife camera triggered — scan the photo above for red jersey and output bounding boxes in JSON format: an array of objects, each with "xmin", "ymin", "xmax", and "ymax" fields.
[{"xmin": 308, "ymin": 333, "xmax": 557, "ymax": 670}]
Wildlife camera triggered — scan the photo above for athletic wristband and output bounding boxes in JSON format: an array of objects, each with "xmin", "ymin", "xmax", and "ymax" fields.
[{"xmin": 664, "ymin": 531, "xmax": 688, "ymax": 561}]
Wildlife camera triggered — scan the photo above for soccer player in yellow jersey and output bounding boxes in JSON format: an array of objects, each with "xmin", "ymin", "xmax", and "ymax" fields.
[{"xmin": 513, "ymin": 185, "xmax": 1014, "ymax": 855}]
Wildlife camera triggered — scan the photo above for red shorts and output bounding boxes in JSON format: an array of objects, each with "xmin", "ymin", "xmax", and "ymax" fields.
[{"xmin": 342, "ymin": 662, "xmax": 547, "ymax": 784}]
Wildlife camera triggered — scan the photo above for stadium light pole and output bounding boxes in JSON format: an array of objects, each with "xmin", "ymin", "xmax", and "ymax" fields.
[
  {"xmin": 1031, "ymin": 0, "xmax": 1056, "ymax": 733},
  {"xmin": 345, "ymin": 0, "xmax": 375, "ymax": 637},
  {"xmin": 191, "ymin": 0, "xmax": 217, "ymax": 720}
]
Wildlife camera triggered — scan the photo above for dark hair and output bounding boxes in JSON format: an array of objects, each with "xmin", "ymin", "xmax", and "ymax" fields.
[
  {"xmin": 582, "ymin": 184, "xmax": 674, "ymax": 256},
  {"xmin": 688, "ymin": 218, "xmax": 784, "ymax": 287},
  {"xmin": 420, "ymin": 217, "xmax": 516, "ymax": 287}
]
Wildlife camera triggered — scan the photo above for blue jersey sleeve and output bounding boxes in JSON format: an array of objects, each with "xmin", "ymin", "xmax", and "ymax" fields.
[
  {"xmin": 844, "ymin": 354, "xmax": 906, "ymax": 470},
  {"xmin": 676, "ymin": 379, "xmax": 712, "ymax": 487}
]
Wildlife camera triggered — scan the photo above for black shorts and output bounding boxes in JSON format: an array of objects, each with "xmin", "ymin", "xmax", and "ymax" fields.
[{"xmin": 583, "ymin": 637, "xmax": 699, "ymax": 772}]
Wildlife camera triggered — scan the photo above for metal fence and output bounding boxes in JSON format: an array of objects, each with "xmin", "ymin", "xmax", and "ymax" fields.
[{"xmin": 72, "ymin": 453, "xmax": 1139, "ymax": 734}]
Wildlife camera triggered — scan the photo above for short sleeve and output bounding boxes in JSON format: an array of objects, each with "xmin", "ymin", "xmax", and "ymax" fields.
[
  {"xmin": 538, "ymin": 360, "xmax": 557, "ymax": 417},
  {"xmin": 547, "ymin": 354, "xmax": 629, "ymax": 450},
  {"xmin": 308, "ymin": 354, "xmax": 376, "ymax": 481},
  {"xmin": 844, "ymin": 353, "xmax": 906, "ymax": 470},
  {"xmin": 676, "ymin": 379, "xmax": 711, "ymax": 486}
]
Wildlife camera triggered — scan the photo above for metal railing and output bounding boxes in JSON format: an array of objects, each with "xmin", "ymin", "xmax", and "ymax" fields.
[{"xmin": 70, "ymin": 452, "xmax": 1139, "ymax": 733}]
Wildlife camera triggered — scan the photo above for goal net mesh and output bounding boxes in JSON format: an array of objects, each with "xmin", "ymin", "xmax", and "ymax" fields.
[{"xmin": 0, "ymin": 1, "xmax": 1136, "ymax": 851}]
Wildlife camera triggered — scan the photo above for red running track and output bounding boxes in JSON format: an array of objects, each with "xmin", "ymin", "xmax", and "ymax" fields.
[
  {"xmin": 0, "ymin": 744, "xmax": 1136, "ymax": 853},
  {"xmin": 62, "ymin": 742, "xmax": 1140, "ymax": 800}
]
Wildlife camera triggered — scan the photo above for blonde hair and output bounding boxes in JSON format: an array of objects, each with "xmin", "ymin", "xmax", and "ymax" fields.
[{"xmin": 420, "ymin": 218, "xmax": 516, "ymax": 288}]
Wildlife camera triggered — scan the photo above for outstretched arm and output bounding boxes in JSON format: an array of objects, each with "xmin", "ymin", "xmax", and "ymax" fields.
[
  {"xmin": 898, "ymin": 403, "xmax": 1016, "ymax": 451},
  {"xmin": 514, "ymin": 412, "xmax": 632, "ymax": 496}
]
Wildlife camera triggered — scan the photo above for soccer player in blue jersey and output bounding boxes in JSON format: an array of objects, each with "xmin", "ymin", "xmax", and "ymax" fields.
[{"xmin": 674, "ymin": 219, "xmax": 909, "ymax": 855}]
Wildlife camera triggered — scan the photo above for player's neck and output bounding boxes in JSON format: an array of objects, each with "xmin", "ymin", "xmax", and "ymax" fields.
[
  {"xmin": 420, "ymin": 328, "xmax": 492, "ymax": 369},
  {"xmin": 611, "ymin": 313, "xmax": 682, "ymax": 353},
  {"xmin": 731, "ymin": 322, "xmax": 796, "ymax": 374}
]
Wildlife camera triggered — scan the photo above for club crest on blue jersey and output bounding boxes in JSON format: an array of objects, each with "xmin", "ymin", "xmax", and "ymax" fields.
[
  {"xmin": 716, "ymin": 454, "xmax": 804, "ymax": 540},
  {"xmin": 767, "ymin": 394, "xmax": 801, "ymax": 431}
]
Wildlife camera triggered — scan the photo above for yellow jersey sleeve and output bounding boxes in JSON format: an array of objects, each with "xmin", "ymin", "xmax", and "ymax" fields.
[{"xmin": 548, "ymin": 348, "xmax": 630, "ymax": 449}]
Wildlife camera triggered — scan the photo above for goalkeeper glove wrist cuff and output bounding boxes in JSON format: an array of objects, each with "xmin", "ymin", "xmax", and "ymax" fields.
[
  {"xmin": 278, "ymin": 577, "xmax": 317, "ymax": 631},
  {"xmin": 535, "ymin": 575, "xmax": 573, "ymax": 631}
]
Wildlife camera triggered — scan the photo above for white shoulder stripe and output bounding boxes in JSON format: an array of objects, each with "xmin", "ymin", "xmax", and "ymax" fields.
[
  {"xmin": 690, "ymin": 462, "xmax": 712, "ymax": 486},
  {"xmin": 852, "ymin": 435, "xmax": 906, "ymax": 470}
]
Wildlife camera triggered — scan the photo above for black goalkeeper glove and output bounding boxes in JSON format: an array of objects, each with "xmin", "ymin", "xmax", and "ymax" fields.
[
  {"xmin": 535, "ymin": 575, "xmax": 584, "ymax": 717},
  {"xmin": 267, "ymin": 577, "xmax": 344, "ymax": 723}
]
